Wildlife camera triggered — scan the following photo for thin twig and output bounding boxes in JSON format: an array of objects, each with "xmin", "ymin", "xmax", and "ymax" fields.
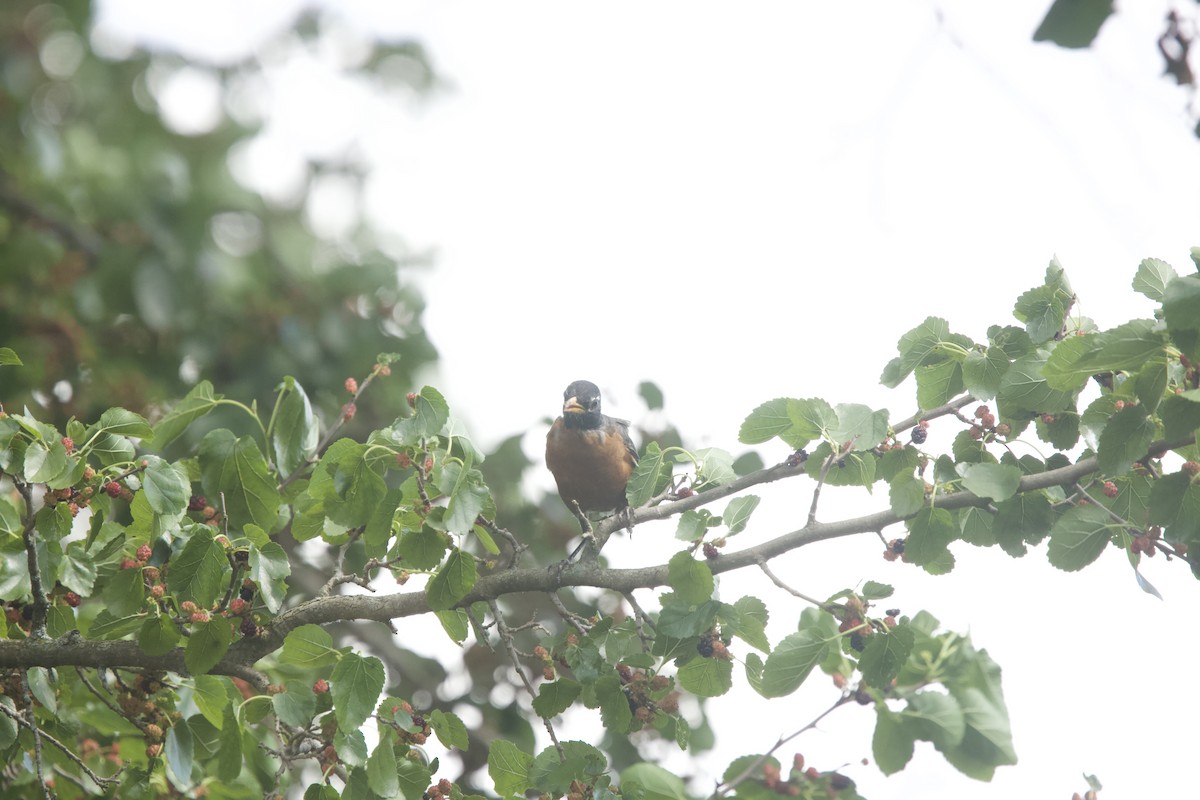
[
  {"xmin": 621, "ymin": 591, "xmax": 656, "ymax": 651},
  {"xmin": 548, "ymin": 593, "xmax": 591, "ymax": 636},
  {"xmin": 487, "ymin": 599, "xmax": 564, "ymax": 759},
  {"xmin": 17, "ymin": 670, "xmax": 53, "ymax": 799},
  {"xmin": 16, "ymin": 481, "xmax": 50, "ymax": 639},
  {"xmin": 806, "ymin": 450, "xmax": 840, "ymax": 526},
  {"xmin": 756, "ymin": 560, "xmax": 835, "ymax": 612},
  {"xmin": 709, "ymin": 694, "xmax": 853, "ymax": 799},
  {"xmin": 0, "ymin": 700, "xmax": 124, "ymax": 790}
]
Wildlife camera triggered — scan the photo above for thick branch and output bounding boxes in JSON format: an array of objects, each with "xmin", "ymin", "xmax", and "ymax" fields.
[{"xmin": 1, "ymin": 431, "xmax": 1191, "ymax": 677}]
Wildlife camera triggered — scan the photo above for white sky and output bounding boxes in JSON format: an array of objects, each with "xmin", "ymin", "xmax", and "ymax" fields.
[{"xmin": 93, "ymin": 2, "xmax": 1200, "ymax": 799}]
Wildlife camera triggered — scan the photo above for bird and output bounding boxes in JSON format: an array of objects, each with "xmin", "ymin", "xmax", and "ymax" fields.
[{"xmin": 545, "ymin": 380, "xmax": 638, "ymax": 551}]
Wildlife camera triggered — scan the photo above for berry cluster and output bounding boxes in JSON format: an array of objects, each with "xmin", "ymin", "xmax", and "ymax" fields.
[
  {"xmin": 755, "ymin": 752, "xmax": 855, "ymax": 797},
  {"xmin": 882, "ymin": 537, "xmax": 906, "ymax": 562},
  {"xmin": 615, "ymin": 662, "xmax": 677, "ymax": 729},
  {"xmin": 696, "ymin": 626, "xmax": 733, "ymax": 661},
  {"xmin": 837, "ymin": 597, "xmax": 873, "ymax": 653},
  {"xmin": 424, "ymin": 777, "xmax": 456, "ymax": 800},
  {"xmin": 968, "ymin": 404, "xmax": 1009, "ymax": 441},
  {"xmin": 564, "ymin": 779, "xmax": 594, "ymax": 800},
  {"xmin": 1130, "ymin": 526, "xmax": 1163, "ymax": 557},
  {"xmin": 113, "ymin": 672, "xmax": 174, "ymax": 761}
]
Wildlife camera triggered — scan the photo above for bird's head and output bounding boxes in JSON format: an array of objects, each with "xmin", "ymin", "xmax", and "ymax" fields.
[{"xmin": 561, "ymin": 380, "xmax": 603, "ymax": 429}]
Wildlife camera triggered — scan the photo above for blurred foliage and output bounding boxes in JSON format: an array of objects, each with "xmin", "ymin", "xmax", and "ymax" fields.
[{"xmin": 0, "ymin": 0, "xmax": 436, "ymax": 436}]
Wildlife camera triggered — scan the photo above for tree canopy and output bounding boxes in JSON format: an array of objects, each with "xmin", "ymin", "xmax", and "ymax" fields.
[{"xmin": 3, "ymin": 3, "xmax": 1200, "ymax": 800}]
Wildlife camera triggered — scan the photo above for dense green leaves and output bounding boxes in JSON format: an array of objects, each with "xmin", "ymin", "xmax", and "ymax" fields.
[{"xmin": 331, "ymin": 653, "xmax": 386, "ymax": 732}]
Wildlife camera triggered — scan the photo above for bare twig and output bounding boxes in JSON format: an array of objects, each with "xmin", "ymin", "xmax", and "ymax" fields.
[
  {"xmin": 16, "ymin": 481, "xmax": 50, "ymax": 639},
  {"xmin": 709, "ymin": 694, "xmax": 854, "ymax": 799},
  {"xmin": 487, "ymin": 599, "xmax": 564, "ymax": 759},
  {"xmin": 0, "ymin": 700, "xmax": 123, "ymax": 790},
  {"xmin": 756, "ymin": 560, "xmax": 834, "ymax": 611},
  {"xmin": 548, "ymin": 593, "xmax": 591, "ymax": 636}
]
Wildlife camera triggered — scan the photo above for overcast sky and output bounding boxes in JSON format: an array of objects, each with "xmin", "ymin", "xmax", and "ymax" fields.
[{"xmin": 95, "ymin": 2, "xmax": 1200, "ymax": 798}]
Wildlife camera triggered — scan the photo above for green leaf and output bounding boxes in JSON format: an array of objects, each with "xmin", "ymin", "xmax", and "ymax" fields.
[
  {"xmin": 442, "ymin": 462, "xmax": 490, "ymax": 535},
  {"xmin": 392, "ymin": 385, "xmax": 451, "ymax": 445},
  {"xmin": 959, "ymin": 506, "xmax": 996, "ymax": 546},
  {"xmin": 1042, "ymin": 333, "xmax": 1104, "ymax": 392},
  {"xmin": 152, "ymin": 381, "xmax": 220, "ymax": 450},
  {"xmin": 674, "ymin": 508, "xmax": 711, "ymax": 542},
  {"xmin": 787, "ymin": 397, "xmax": 838, "ymax": 443},
  {"xmin": 666, "ymin": 552, "xmax": 714, "ymax": 605},
  {"xmin": 621, "ymin": 763, "xmax": 689, "ymax": 800},
  {"xmin": 436, "ymin": 609, "xmax": 469, "ymax": 644},
  {"xmin": 882, "ymin": 317, "xmax": 956, "ymax": 386},
  {"xmin": 366, "ymin": 734, "xmax": 400, "ymax": 798},
  {"xmin": 959, "ymin": 463, "xmax": 1022, "ymax": 502},
  {"xmin": 1048, "ymin": 503, "xmax": 1113, "ymax": 571},
  {"xmin": 335, "ymin": 730, "xmax": 369, "ymax": 768},
  {"xmin": 142, "ymin": 456, "xmax": 190, "ymax": 517},
  {"xmin": 596, "ymin": 675, "xmax": 633, "ymax": 733},
  {"xmin": 1034, "ymin": 411, "xmax": 1080, "ymax": 450},
  {"xmin": 24, "ymin": 439, "xmax": 70, "ymax": 485},
  {"xmin": 962, "ymin": 347, "xmax": 1009, "ymax": 400},
  {"xmin": 1161, "ymin": 391, "xmax": 1200, "ymax": 441},
  {"xmin": 426, "ymin": 549, "xmax": 477, "ymax": 611},
  {"xmin": 676, "ymin": 657, "xmax": 732, "ymax": 698},
  {"xmin": 1097, "ymin": 405, "xmax": 1155, "ymax": 476},
  {"xmin": 738, "ymin": 398, "xmax": 793, "ymax": 445},
  {"xmin": 1133, "ymin": 257, "xmax": 1178, "ymax": 301},
  {"xmin": 0, "ymin": 347, "xmax": 23, "ymax": 366},
  {"xmin": 193, "ymin": 675, "xmax": 230, "ymax": 729},
  {"xmin": 216, "ymin": 705, "xmax": 242, "ymax": 781},
  {"xmin": 429, "ymin": 709, "xmax": 469, "ymax": 750},
  {"xmin": 1163, "ymin": 274, "xmax": 1200, "ymax": 348},
  {"xmin": 272, "ymin": 377, "xmax": 319, "ymax": 478},
  {"xmin": 889, "ymin": 475, "xmax": 926, "ymax": 518},
  {"xmin": 1013, "ymin": 272, "xmax": 1073, "ymax": 342},
  {"xmin": 997, "ymin": 352, "xmax": 1074, "ymax": 415},
  {"xmin": 722, "ymin": 596, "xmax": 770, "ymax": 653},
  {"xmin": 831, "ymin": 403, "xmax": 889, "ymax": 451},
  {"xmin": 638, "ymin": 381, "xmax": 665, "ymax": 410},
  {"xmin": 904, "ymin": 507, "xmax": 958, "ymax": 566},
  {"xmin": 533, "ymin": 680, "xmax": 582, "ymax": 719},
  {"xmin": 26, "ymin": 668, "xmax": 56, "ymax": 715},
  {"xmin": 873, "ymin": 708, "xmax": 915, "ymax": 775},
  {"xmin": 527, "ymin": 741, "xmax": 608, "ymax": 796},
  {"xmin": 908, "ymin": 690, "xmax": 966, "ymax": 748},
  {"xmin": 860, "ymin": 624, "xmax": 915, "ymax": 689},
  {"xmin": 488, "ymin": 739, "xmax": 534, "ymax": 797},
  {"xmin": 722, "ymin": 495, "xmax": 760, "ymax": 534},
  {"xmin": 101, "ymin": 566, "xmax": 146, "ymax": 617},
  {"xmin": 760, "ymin": 629, "xmax": 826, "ymax": 697},
  {"xmin": 172, "ymin": 529, "xmax": 228, "ymax": 609},
  {"xmin": 323, "ymin": 445, "xmax": 387, "ymax": 529},
  {"xmin": 280, "ymin": 624, "xmax": 339, "ymax": 669},
  {"xmin": 625, "ymin": 441, "xmax": 669, "ymax": 507},
  {"xmin": 916, "ymin": 359, "xmax": 964, "ymax": 410},
  {"xmin": 185, "ymin": 617, "xmax": 232, "ymax": 675},
  {"xmin": 165, "ymin": 718, "xmax": 194, "ymax": 784},
  {"xmin": 331, "ymin": 653, "xmax": 385, "ymax": 732},
  {"xmin": 96, "ymin": 407, "xmax": 154, "ymax": 440},
  {"xmin": 1033, "ymin": 0, "xmax": 1113, "ymax": 47},
  {"xmin": 1135, "ymin": 358, "xmax": 1170, "ymax": 413},
  {"xmin": 1074, "ymin": 320, "xmax": 1168, "ymax": 375},
  {"xmin": 198, "ymin": 429, "xmax": 280, "ymax": 531},
  {"xmin": 993, "ymin": 493, "xmax": 1054, "ymax": 556},
  {"xmin": 138, "ymin": 614, "xmax": 181, "ymax": 656},
  {"xmin": 249, "ymin": 539, "xmax": 290, "ymax": 613},
  {"xmin": 272, "ymin": 679, "xmax": 317, "ymax": 728}
]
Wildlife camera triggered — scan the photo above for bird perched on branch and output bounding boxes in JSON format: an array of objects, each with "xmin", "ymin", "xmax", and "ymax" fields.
[{"xmin": 545, "ymin": 380, "xmax": 638, "ymax": 548}]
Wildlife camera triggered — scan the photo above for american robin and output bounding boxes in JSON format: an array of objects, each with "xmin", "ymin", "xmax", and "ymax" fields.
[{"xmin": 545, "ymin": 380, "xmax": 638, "ymax": 537}]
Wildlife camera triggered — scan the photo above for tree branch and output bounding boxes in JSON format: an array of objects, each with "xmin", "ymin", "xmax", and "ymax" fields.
[{"xmin": 1, "ymin": 430, "xmax": 1192, "ymax": 677}]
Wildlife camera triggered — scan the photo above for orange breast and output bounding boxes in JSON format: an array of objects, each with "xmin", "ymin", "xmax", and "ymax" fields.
[{"xmin": 546, "ymin": 421, "xmax": 635, "ymax": 512}]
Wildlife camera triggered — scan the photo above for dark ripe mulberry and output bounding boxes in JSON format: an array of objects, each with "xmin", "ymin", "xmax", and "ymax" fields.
[
  {"xmin": 786, "ymin": 449, "xmax": 808, "ymax": 467},
  {"xmin": 187, "ymin": 495, "xmax": 207, "ymax": 512},
  {"xmin": 239, "ymin": 586, "xmax": 255, "ymax": 602},
  {"xmin": 240, "ymin": 617, "xmax": 258, "ymax": 637},
  {"xmin": 910, "ymin": 426, "xmax": 927, "ymax": 444},
  {"xmin": 697, "ymin": 639, "xmax": 714, "ymax": 658}
]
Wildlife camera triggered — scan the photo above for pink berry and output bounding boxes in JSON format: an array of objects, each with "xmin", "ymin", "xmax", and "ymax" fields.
[{"xmin": 344, "ymin": 377, "xmax": 358, "ymax": 395}]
